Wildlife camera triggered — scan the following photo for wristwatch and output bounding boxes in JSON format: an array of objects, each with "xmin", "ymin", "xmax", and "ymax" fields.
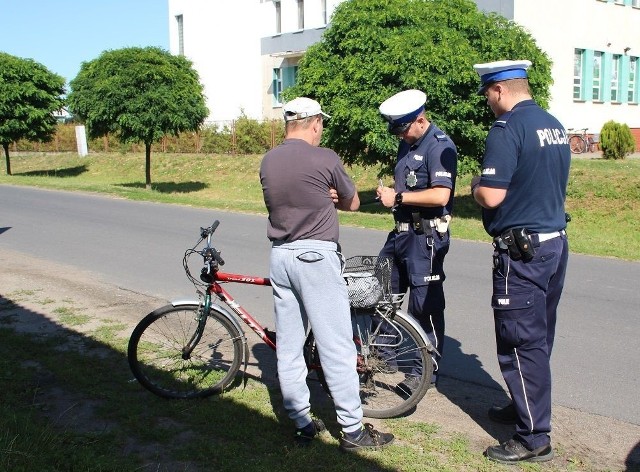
[{"xmin": 394, "ymin": 192, "xmax": 403, "ymax": 205}]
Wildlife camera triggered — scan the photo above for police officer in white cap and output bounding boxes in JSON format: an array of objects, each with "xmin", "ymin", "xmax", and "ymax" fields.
[
  {"xmin": 470, "ymin": 60, "xmax": 570, "ymax": 464},
  {"xmin": 376, "ymin": 89, "xmax": 458, "ymax": 395}
]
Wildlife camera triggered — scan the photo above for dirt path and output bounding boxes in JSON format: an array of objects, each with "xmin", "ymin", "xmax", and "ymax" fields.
[{"xmin": 1, "ymin": 248, "xmax": 638, "ymax": 471}]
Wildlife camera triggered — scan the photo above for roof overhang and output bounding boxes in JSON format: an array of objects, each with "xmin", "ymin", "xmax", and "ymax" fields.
[{"xmin": 269, "ymin": 50, "xmax": 305, "ymax": 59}]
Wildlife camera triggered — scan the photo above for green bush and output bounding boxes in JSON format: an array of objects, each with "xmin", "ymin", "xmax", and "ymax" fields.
[
  {"xmin": 600, "ymin": 120, "xmax": 635, "ymax": 160},
  {"xmin": 456, "ymin": 154, "xmax": 480, "ymax": 176},
  {"xmin": 233, "ymin": 113, "xmax": 280, "ymax": 154},
  {"xmin": 200, "ymin": 123, "xmax": 234, "ymax": 154},
  {"xmin": 13, "ymin": 116, "xmax": 286, "ymax": 155}
]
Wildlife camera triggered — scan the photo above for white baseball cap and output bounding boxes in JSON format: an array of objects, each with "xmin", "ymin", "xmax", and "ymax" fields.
[{"xmin": 283, "ymin": 97, "xmax": 331, "ymax": 121}]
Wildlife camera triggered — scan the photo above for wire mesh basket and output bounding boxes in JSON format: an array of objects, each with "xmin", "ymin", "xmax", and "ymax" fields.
[{"xmin": 343, "ymin": 256, "xmax": 392, "ymax": 309}]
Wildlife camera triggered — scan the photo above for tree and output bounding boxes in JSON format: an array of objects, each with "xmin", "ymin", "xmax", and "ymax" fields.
[
  {"xmin": 68, "ymin": 47, "xmax": 208, "ymax": 189},
  {"xmin": 0, "ymin": 52, "xmax": 66, "ymax": 175},
  {"xmin": 286, "ymin": 0, "xmax": 552, "ymax": 173}
]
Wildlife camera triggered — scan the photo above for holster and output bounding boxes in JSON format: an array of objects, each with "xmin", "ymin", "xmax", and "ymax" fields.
[
  {"xmin": 500, "ymin": 227, "xmax": 536, "ymax": 262},
  {"xmin": 411, "ymin": 212, "xmax": 424, "ymax": 235}
]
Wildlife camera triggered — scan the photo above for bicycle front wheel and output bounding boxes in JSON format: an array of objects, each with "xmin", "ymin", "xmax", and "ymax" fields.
[
  {"xmin": 128, "ymin": 304, "xmax": 243, "ymax": 399},
  {"xmin": 569, "ymin": 135, "xmax": 587, "ymax": 154}
]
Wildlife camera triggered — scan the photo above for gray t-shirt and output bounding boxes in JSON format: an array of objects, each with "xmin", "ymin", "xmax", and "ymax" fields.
[{"xmin": 260, "ymin": 138, "xmax": 356, "ymax": 242}]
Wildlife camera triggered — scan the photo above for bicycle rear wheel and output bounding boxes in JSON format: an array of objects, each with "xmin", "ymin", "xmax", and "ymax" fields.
[
  {"xmin": 128, "ymin": 304, "xmax": 243, "ymax": 399},
  {"xmin": 307, "ymin": 308, "xmax": 432, "ymax": 418},
  {"xmin": 569, "ymin": 135, "xmax": 587, "ymax": 154}
]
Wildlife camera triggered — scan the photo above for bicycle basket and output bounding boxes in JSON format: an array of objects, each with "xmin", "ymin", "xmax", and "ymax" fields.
[{"xmin": 343, "ymin": 256, "xmax": 392, "ymax": 309}]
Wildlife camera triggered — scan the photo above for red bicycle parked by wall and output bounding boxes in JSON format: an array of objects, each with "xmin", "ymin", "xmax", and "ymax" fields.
[{"xmin": 567, "ymin": 128, "xmax": 599, "ymax": 154}]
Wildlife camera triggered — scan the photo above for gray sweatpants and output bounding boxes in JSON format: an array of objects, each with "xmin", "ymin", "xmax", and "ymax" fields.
[{"xmin": 270, "ymin": 239, "xmax": 363, "ymax": 433}]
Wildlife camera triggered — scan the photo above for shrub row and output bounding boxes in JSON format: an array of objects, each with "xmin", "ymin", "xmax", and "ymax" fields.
[{"xmin": 12, "ymin": 116, "xmax": 286, "ymax": 155}]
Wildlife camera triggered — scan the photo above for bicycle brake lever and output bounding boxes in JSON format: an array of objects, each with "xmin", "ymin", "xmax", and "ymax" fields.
[{"xmin": 213, "ymin": 249, "xmax": 225, "ymax": 266}]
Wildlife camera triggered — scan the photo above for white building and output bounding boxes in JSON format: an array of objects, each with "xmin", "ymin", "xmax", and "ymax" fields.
[
  {"xmin": 168, "ymin": 0, "xmax": 640, "ymax": 141},
  {"xmin": 475, "ymin": 0, "xmax": 640, "ymax": 140}
]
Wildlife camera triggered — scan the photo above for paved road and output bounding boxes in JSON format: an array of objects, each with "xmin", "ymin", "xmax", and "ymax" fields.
[{"xmin": 2, "ymin": 184, "xmax": 639, "ymax": 426}]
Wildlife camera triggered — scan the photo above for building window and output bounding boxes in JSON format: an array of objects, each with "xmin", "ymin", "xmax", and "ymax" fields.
[
  {"xmin": 297, "ymin": 0, "xmax": 304, "ymax": 29},
  {"xmin": 175, "ymin": 15, "xmax": 184, "ymax": 55},
  {"xmin": 573, "ymin": 49, "xmax": 584, "ymax": 100},
  {"xmin": 275, "ymin": 1, "xmax": 281, "ymax": 34},
  {"xmin": 629, "ymin": 57, "xmax": 638, "ymax": 103},
  {"xmin": 611, "ymin": 54, "xmax": 622, "ymax": 102},
  {"xmin": 273, "ymin": 68, "xmax": 283, "ymax": 106},
  {"xmin": 321, "ymin": 0, "xmax": 327, "ymax": 24},
  {"xmin": 273, "ymin": 65, "xmax": 299, "ymax": 106},
  {"xmin": 593, "ymin": 51, "xmax": 603, "ymax": 101}
]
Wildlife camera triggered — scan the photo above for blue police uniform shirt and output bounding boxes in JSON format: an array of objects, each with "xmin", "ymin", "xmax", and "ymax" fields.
[
  {"xmin": 394, "ymin": 123, "xmax": 457, "ymax": 221},
  {"xmin": 479, "ymin": 99, "xmax": 571, "ymax": 236}
]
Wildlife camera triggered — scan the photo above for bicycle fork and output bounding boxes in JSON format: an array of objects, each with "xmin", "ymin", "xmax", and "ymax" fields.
[{"xmin": 181, "ymin": 294, "xmax": 213, "ymax": 360}]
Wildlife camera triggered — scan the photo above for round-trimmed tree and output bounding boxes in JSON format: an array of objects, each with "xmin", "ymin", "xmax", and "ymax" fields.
[
  {"xmin": 68, "ymin": 47, "xmax": 209, "ymax": 189},
  {"xmin": 0, "ymin": 52, "xmax": 66, "ymax": 175},
  {"xmin": 287, "ymin": 0, "xmax": 552, "ymax": 173}
]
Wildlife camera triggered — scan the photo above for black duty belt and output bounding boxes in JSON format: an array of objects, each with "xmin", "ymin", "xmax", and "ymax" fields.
[
  {"xmin": 494, "ymin": 230, "xmax": 566, "ymax": 250},
  {"xmin": 395, "ymin": 218, "xmax": 439, "ymax": 233}
]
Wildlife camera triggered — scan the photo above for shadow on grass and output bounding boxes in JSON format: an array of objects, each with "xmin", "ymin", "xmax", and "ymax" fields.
[
  {"xmin": 450, "ymin": 194, "xmax": 483, "ymax": 221},
  {"xmin": 250, "ymin": 341, "xmax": 337, "ymax": 432},
  {"xmin": 118, "ymin": 181, "xmax": 209, "ymax": 193},
  {"xmin": 0, "ymin": 291, "xmax": 395, "ymax": 472},
  {"xmin": 356, "ymin": 189, "xmax": 386, "ymax": 215},
  {"xmin": 355, "ymin": 190, "xmax": 484, "ymax": 221},
  {"xmin": 16, "ymin": 165, "xmax": 89, "ymax": 178}
]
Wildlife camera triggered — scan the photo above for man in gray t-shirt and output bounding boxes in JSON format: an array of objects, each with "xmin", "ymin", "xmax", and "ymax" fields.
[
  {"xmin": 260, "ymin": 135, "xmax": 355, "ymax": 243},
  {"xmin": 259, "ymin": 96, "xmax": 394, "ymax": 451}
]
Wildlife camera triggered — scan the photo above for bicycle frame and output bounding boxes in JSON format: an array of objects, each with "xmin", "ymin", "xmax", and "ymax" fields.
[
  {"xmin": 186, "ymin": 223, "xmax": 434, "ymax": 358},
  {"xmin": 128, "ymin": 220, "xmax": 437, "ymax": 416},
  {"xmin": 176, "ymin": 269, "xmax": 435, "ymax": 376},
  {"xmin": 210, "ymin": 271, "xmax": 276, "ymax": 348},
  {"xmin": 187, "ymin": 271, "xmax": 276, "ymax": 349}
]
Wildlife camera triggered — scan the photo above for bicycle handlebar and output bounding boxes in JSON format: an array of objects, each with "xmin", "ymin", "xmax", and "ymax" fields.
[
  {"xmin": 200, "ymin": 220, "xmax": 225, "ymax": 266},
  {"xmin": 200, "ymin": 220, "xmax": 220, "ymax": 239}
]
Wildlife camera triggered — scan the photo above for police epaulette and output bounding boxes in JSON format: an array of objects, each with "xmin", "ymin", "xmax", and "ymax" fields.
[
  {"xmin": 492, "ymin": 111, "xmax": 513, "ymax": 129},
  {"xmin": 434, "ymin": 132, "xmax": 448, "ymax": 141}
]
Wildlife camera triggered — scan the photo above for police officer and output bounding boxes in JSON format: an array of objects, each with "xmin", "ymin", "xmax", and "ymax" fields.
[
  {"xmin": 376, "ymin": 89, "xmax": 457, "ymax": 394},
  {"xmin": 471, "ymin": 60, "xmax": 570, "ymax": 464}
]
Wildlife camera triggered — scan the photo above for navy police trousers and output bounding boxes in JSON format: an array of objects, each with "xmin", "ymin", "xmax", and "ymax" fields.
[
  {"xmin": 492, "ymin": 233, "xmax": 569, "ymax": 449},
  {"xmin": 379, "ymin": 225, "xmax": 449, "ymax": 380}
]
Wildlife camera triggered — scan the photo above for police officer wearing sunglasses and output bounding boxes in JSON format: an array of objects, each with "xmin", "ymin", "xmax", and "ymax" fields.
[{"xmin": 376, "ymin": 90, "xmax": 458, "ymax": 394}]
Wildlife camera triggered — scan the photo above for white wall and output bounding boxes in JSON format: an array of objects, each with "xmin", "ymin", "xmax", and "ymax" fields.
[
  {"xmin": 169, "ymin": 0, "xmax": 640, "ymax": 132},
  {"xmin": 168, "ymin": 0, "xmax": 270, "ymax": 122},
  {"xmin": 514, "ymin": 0, "xmax": 640, "ymax": 133}
]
